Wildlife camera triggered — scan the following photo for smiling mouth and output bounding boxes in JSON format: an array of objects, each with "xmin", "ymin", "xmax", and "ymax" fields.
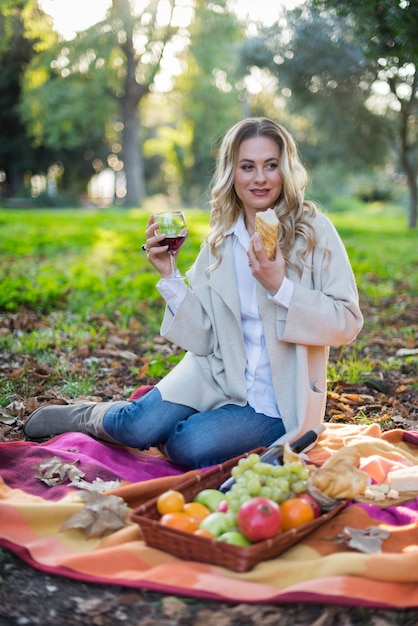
[{"xmin": 251, "ymin": 189, "xmax": 270, "ymax": 195}]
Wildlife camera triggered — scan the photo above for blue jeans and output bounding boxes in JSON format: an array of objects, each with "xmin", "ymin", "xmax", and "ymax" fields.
[{"xmin": 103, "ymin": 387, "xmax": 285, "ymax": 468}]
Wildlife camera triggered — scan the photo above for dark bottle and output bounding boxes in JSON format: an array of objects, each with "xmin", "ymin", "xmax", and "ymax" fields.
[{"xmin": 218, "ymin": 423, "xmax": 325, "ymax": 493}]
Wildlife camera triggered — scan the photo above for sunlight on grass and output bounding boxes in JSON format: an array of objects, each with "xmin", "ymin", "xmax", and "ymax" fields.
[
  {"xmin": 327, "ymin": 351, "xmax": 376, "ymax": 385},
  {"xmin": 59, "ymin": 377, "xmax": 97, "ymax": 398},
  {"xmin": 0, "ymin": 203, "xmax": 416, "ymax": 400},
  {"xmin": 0, "ymin": 380, "xmax": 25, "ymax": 407},
  {"xmin": 1, "ymin": 313, "xmax": 107, "ymax": 356}
]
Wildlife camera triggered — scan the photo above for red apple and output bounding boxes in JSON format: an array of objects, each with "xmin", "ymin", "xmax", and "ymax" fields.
[
  {"xmin": 298, "ymin": 493, "xmax": 321, "ymax": 518},
  {"xmin": 237, "ymin": 497, "xmax": 282, "ymax": 542}
]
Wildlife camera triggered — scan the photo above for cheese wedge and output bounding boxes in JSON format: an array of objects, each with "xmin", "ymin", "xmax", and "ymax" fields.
[
  {"xmin": 387, "ymin": 466, "xmax": 418, "ymax": 492},
  {"xmin": 255, "ymin": 209, "xmax": 279, "ymax": 260}
]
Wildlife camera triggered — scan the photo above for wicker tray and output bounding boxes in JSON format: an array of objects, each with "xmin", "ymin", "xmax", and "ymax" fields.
[{"xmin": 131, "ymin": 454, "xmax": 346, "ymax": 572}]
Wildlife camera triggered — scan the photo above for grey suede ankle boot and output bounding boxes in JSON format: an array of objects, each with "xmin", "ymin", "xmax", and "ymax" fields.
[{"xmin": 24, "ymin": 401, "xmax": 129, "ymax": 443}]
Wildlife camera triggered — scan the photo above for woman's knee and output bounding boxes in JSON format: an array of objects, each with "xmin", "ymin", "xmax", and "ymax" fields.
[
  {"xmin": 164, "ymin": 421, "xmax": 212, "ymax": 468},
  {"xmin": 164, "ymin": 409, "xmax": 286, "ymax": 469},
  {"xmin": 164, "ymin": 419, "xmax": 246, "ymax": 468}
]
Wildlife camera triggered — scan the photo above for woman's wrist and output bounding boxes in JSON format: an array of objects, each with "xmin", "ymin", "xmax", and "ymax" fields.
[{"xmin": 268, "ymin": 276, "xmax": 294, "ymax": 309}]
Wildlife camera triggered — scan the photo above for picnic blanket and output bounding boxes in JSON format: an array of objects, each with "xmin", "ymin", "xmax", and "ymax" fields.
[{"xmin": 2, "ymin": 420, "xmax": 418, "ymax": 608}]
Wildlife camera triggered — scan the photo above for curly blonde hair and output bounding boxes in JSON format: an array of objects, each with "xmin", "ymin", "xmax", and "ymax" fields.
[{"xmin": 207, "ymin": 117, "xmax": 320, "ymax": 275}]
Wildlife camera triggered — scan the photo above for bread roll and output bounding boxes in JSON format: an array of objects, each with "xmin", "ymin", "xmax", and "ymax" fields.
[
  {"xmin": 255, "ymin": 209, "xmax": 279, "ymax": 260},
  {"xmin": 308, "ymin": 446, "xmax": 370, "ymax": 499}
]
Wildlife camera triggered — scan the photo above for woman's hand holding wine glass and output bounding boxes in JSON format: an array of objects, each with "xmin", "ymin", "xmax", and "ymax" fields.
[{"xmin": 143, "ymin": 211, "xmax": 188, "ymax": 278}]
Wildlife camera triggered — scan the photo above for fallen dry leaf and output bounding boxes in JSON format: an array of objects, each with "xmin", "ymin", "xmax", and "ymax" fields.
[
  {"xmin": 336, "ymin": 526, "xmax": 390, "ymax": 554},
  {"xmin": 5, "ymin": 400, "xmax": 26, "ymax": 419},
  {"xmin": 162, "ymin": 596, "xmax": 190, "ymax": 620},
  {"xmin": 33, "ymin": 456, "xmax": 85, "ymax": 486},
  {"xmin": 0, "ymin": 409, "xmax": 18, "ymax": 425},
  {"xmin": 61, "ymin": 491, "xmax": 128, "ymax": 538},
  {"xmin": 70, "ymin": 476, "xmax": 121, "ymax": 492}
]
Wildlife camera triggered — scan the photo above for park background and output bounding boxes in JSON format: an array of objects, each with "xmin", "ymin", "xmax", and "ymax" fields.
[{"xmin": 0, "ymin": 0, "xmax": 417, "ymax": 230}]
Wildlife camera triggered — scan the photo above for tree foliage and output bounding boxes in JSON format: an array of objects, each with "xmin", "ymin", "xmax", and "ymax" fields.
[
  {"xmin": 19, "ymin": 0, "xmax": 184, "ymax": 206},
  {"xmin": 107, "ymin": 0, "xmax": 182, "ymax": 206},
  {"xmin": 20, "ymin": 30, "xmax": 119, "ymax": 150},
  {"xmin": 19, "ymin": 18, "xmax": 120, "ymax": 195},
  {"xmin": 312, "ymin": 0, "xmax": 418, "ymax": 62},
  {"xmin": 0, "ymin": 0, "xmax": 56, "ymax": 195},
  {"xmin": 1, "ymin": 0, "xmax": 416, "ymax": 221},
  {"xmin": 259, "ymin": 7, "xmax": 391, "ymax": 172},
  {"xmin": 0, "ymin": 0, "xmax": 56, "ymax": 54},
  {"xmin": 310, "ymin": 0, "xmax": 418, "ymax": 226},
  {"xmin": 171, "ymin": 0, "xmax": 244, "ymax": 204}
]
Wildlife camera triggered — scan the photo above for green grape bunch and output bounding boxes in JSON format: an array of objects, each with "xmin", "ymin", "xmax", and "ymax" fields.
[{"xmin": 223, "ymin": 453, "xmax": 310, "ymax": 526}]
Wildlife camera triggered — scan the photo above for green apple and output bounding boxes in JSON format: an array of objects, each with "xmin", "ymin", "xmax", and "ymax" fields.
[
  {"xmin": 217, "ymin": 530, "xmax": 252, "ymax": 547},
  {"xmin": 193, "ymin": 488, "xmax": 225, "ymax": 512},
  {"xmin": 199, "ymin": 512, "xmax": 230, "ymax": 537}
]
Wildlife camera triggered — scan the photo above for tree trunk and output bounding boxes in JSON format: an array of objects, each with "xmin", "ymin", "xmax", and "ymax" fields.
[
  {"xmin": 113, "ymin": 0, "xmax": 146, "ymax": 208},
  {"xmin": 397, "ymin": 78, "xmax": 417, "ymax": 230},
  {"xmin": 399, "ymin": 113, "xmax": 417, "ymax": 229},
  {"xmin": 7, "ymin": 165, "xmax": 25, "ymax": 197},
  {"xmin": 121, "ymin": 96, "xmax": 145, "ymax": 207},
  {"xmin": 405, "ymin": 164, "xmax": 417, "ymax": 229},
  {"xmin": 112, "ymin": 0, "xmax": 176, "ymax": 207}
]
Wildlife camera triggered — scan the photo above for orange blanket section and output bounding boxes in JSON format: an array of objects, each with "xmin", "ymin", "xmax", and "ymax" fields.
[{"xmin": 2, "ymin": 422, "xmax": 418, "ymax": 607}]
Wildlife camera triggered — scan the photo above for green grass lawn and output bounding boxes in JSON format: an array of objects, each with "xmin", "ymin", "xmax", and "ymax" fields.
[
  {"xmin": 0, "ymin": 202, "xmax": 416, "ymax": 316},
  {"xmin": 0, "ymin": 201, "xmax": 416, "ymax": 400},
  {"xmin": 0, "ymin": 207, "xmax": 211, "ymax": 324}
]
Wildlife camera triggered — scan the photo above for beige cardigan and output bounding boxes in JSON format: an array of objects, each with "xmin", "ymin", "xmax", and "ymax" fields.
[{"xmin": 156, "ymin": 213, "xmax": 363, "ymax": 445}]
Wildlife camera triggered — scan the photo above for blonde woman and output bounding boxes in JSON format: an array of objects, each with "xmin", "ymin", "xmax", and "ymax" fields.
[{"xmin": 25, "ymin": 118, "xmax": 363, "ymax": 469}]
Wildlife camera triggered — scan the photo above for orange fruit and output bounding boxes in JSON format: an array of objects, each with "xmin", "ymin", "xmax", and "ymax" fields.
[
  {"xmin": 193, "ymin": 528, "xmax": 215, "ymax": 539},
  {"xmin": 156, "ymin": 489, "xmax": 185, "ymax": 515},
  {"xmin": 159, "ymin": 512, "xmax": 198, "ymax": 533},
  {"xmin": 183, "ymin": 502, "xmax": 211, "ymax": 525},
  {"xmin": 280, "ymin": 498, "xmax": 315, "ymax": 531}
]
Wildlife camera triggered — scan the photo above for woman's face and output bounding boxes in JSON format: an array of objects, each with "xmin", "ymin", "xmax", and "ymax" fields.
[{"xmin": 234, "ymin": 135, "xmax": 282, "ymax": 217}]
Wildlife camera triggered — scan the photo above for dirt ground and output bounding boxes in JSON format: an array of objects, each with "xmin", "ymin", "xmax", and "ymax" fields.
[
  {"xmin": 0, "ymin": 551, "xmax": 418, "ymax": 626},
  {"xmin": 2, "ymin": 551, "xmax": 418, "ymax": 626},
  {"xmin": 0, "ymin": 294, "xmax": 417, "ymax": 625}
]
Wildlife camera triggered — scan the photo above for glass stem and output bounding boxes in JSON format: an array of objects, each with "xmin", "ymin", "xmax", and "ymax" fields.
[{"xmin": 170, "ymin": 254, "xmax": 177, "ymax": 277}]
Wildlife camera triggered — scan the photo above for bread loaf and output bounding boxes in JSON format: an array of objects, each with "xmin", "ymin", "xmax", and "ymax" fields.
[
  {"xmin": 255, "ymin": 209, "xmax": 279, "ymax": 260},
  {"xmin": 308, "ymin": 446, "xmax": 370, "ymax": 499}
]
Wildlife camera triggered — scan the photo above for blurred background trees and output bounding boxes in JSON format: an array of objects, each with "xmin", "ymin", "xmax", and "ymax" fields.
[
  {"xmin": 310, "ymin": 0, "xmax": 418, "ymax": 228},
  {"xmin": 0, "ymin": 0, "xmax": 416, "ymax": 227},
  {"xmin": 0, "ymin": 0, "xmax": 57, "ymax": 198}
]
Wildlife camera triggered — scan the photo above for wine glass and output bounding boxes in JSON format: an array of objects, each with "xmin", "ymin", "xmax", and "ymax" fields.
[{"xmin": 155, "ymin": 211, "xmax": 187, "ymax": 277}]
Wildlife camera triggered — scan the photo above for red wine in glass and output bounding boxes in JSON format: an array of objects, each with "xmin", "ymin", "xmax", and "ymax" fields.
[
  {"xmin": 155, "ymin": 211, "xmax": 187, "ymax": 277},
  {"xmin": 159, "ymin": 234, "xmax": 186, "ymax": 253}
]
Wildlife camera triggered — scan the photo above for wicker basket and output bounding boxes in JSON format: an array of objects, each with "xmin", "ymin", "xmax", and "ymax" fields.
[{"xmin": 131, "ymin": 454, "xmax": 345, "ymax": 572}]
